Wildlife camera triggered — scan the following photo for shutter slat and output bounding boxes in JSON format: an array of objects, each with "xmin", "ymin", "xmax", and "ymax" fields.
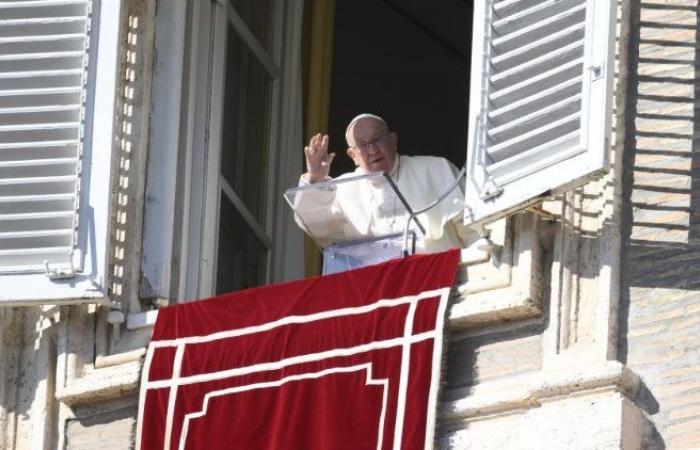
[
  {"xmin": 0, "ymin": 175, "xmax": 76, "ymax": 186},
  {"xmin": 0, "ymin": 121, "xmax": 79, "ymax": 131},
  {"xmin": 0, "ymin": 105, "xmax": 80, "ymax": 127},
  {"xmin": 0, "ymin": 18, "xmax": 86, "ymax": 39},
  {"xmin": 493, "ymin": 0, "xmax": 583, "ymax": 33},
  {"xmin": 0, "ymin": 104, "xmax": 80, "ymax": 114},
  {"xmin": 0, "ymin": 193, "xmax": 74, "ymax": 203},
  {"xmin": 493, "ymin": 0, "xmax": 541, "ymax": 17},
  {"xmin": 0, "ymin": 86, "xmax": 82, "ymax": 97},
  {"xmin": 487, "ymin": 112, "xmax": 581, "ymax": 162},
  {"xmin": 0, "ymin": 194, "xmax": 75, "ymax": 217},
  {"xmin": 0, "ymin": 1, "xmax": 87, "ymax": 9},
  {"xmin": 493, "ymin": 0, "xmax": 556, "ymax": 28},
  {"xmin": 0, "ymin": 157, "xmax": 77, "ymax": 167},
  {"xmin": 0, "ymin": 73, "xmax": 83, "ymax": 91},
  {"xmin": 0, "ymin": 55, "xmax": 84, "ymax": 73},
  {"xmin": 0, "ymin": 69, "xmax": 84, "ymax": 79},
  {"xmin": 491, "ymin": 22, "xmax": 585, "ymax": 69},
  {"xmin": 0, "ymin": 246, "xmax": 71, "ymax": 257},
  {"xmin": 0, "ymin": 229, "xmax": 72, "ymax": 239},
  {"xmin": 487, "ymin": 131, "xmax": 582, "ymax": 183},
  {"xmin": 493, "ymin": 3, "xmax": 586, "ymax": 52},
  {"xmin": 489, "ymin": 60, "xmax": 583, "ymax": 109},
  {"xmin": 0, "ymin": 144, "xmax": 78, "ymax": 163},
  {"xmin": 490, "ymin": 39, "xmax": 583, "ymax": 88},
  {"xmin": 0, "ymin": 51, "xmax": 85, "ymax": 62},
  {"xmin": 490, "ymin": 60, "xmax": 583, "ymax": 108},
  {"xmin": 0, "ymin": 228, "xmax": 73, "ymax": 239},
  {"xmin": 0, "ymin": 158, "xmax": 77, "ymax": 180},
  {"xmin": 1, "ymin": 181, "xmax": 75, "ymax": 197},
  {"xmin": 0, "ymin": 176, "xmax": 76, "ymax": 197},
  {"xmin": 0, "ymin": 139, "xmax": 77, "ymax": 150},
  {"xmin": 0, "ymin": 36, "xmax": 85, "ymax": 55},
  {"xmin": 488, "ymin": 94, "xmax": 581, "ymax": 142},
  {"xmin": 0, "ymin": 91, "xmax": 81, "ymax": 111},
  {"xmin": 0, "ymin": 215, "xmax": 73, "ymax": 232},
  {"xmin": 0, "ymin": 17, "xmax": 86, "ymax": 25},
  {"xmin": 0, "ymin": 211, "xmax": 74, "ymax": 221},
  {"xmin": 0, "ymin": 33, "xmax": 86, "ymax": 44},
  {"xmin": 0, "ymin": 125, "xmax": 80, "ymax": 145},
  {"xmin": 0, "ymin": 236, "xmax": 72, "ymax": 251}
]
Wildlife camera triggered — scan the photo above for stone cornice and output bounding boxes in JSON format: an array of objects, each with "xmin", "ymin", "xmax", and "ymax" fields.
[{"xmin": 440, "ymin": 361, "xmax": 641, "ymax": 423}]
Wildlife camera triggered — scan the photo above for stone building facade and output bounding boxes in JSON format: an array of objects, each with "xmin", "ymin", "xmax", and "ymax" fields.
[{"xmin": 0, "ymin": 0, "xmax": 699, "ymax": 449}]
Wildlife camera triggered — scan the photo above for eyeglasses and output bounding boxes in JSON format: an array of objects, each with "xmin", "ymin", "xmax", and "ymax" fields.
[{"xmin": 353, "ymin": 132, "xmax": 389, "ymax": 152}]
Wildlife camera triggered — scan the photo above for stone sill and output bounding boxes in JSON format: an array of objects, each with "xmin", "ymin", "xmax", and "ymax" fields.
[
  {"xmin": 439, "ymin": 361, "xmax": 640, "ymax": 423},
  {"xmin": 57, "ymin": 359, "xmax": 141, "ymax": 406},
  {"xmin": 449, "ymin": 212, "xmax": 544, "ymax": 329}
]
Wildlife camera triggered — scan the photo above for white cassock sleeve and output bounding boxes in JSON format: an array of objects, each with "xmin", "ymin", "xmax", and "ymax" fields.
[{"xmin": 397, "ymin": 156, "xmax": 465, "ymax": 243}]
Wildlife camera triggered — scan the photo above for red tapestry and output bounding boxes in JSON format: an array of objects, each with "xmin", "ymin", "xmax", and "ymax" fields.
[{"xmin": 136, "ymin": 250, "xmax": 459, "ymax": 450}]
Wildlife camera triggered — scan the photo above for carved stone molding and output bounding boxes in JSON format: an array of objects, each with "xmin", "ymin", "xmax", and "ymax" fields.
[
  {"xmin": 449, "ymin": 212, "xmax": 545, "ymax": 329},
  {"xmin": 439, "ymin": 361, "xmax": 648, "ymax": 450},
  {"xmin": 56, "ymin": 305, "xmax": 144, "ymax": 406}
]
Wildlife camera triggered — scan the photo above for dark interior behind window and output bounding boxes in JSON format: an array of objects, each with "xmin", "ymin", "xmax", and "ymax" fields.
[{"xmin": 327, "ymin": 0, "xmax": 472, "ymax": 176}]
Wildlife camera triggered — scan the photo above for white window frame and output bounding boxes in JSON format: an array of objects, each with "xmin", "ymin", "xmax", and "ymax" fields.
[
  {"xmin": 141, "ymin": 0, "xmax": 305, "ymax": 303},
  {"xmin": 0, "ymin": 0, "xmax": 122, "ymax": 304},
  {"xmin": 199, "ymin": 0, "xmax": 282, "ymax": 296}
]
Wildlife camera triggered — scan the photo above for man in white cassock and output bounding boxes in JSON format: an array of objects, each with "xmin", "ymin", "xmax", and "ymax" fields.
[{"xmin": 295, "ymin": 113, "xmax": 468, "ymax": 253}]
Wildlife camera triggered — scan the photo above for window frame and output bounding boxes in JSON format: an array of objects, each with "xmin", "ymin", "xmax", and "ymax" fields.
[
  {"xmin": 0, "ymin": 0, "xmax": 122, "ymax": 304},
  {"xmin": 140, "ymin": 0, "xmax": 305, "ymax": 304},
  {"xmin": 199, "ymin": 0, "xmax": 281, "ymax": 296}
]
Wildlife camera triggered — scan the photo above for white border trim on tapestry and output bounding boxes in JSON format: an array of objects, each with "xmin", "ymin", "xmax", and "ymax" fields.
[{"xmin": 135, "ymin": 287, "xmax": 450, "ymax": 450}]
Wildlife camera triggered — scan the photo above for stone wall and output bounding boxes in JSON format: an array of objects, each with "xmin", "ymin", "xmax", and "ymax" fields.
[
  {"xmin": 445, "ymin": 322, "xmax": 543, "ymax": 390},
  {"xmin": 620, "ymin": 0, "xmax": 700, "ymax": 448},
  {"xmin": 65, "ymin": 399, "xmax": 138, "ymax": 450}
]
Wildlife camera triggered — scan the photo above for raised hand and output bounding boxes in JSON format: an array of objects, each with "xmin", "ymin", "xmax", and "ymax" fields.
[{"xmin": 304, "ymin": 133, "xmax": 336, "ymax": 183}]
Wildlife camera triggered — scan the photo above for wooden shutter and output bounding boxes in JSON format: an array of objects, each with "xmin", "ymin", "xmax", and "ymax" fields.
[
  {"xmin": 464, "ymin": 0, "xmax": 616, "ymax": 225},
  {"xmin": 0, "ymin": 0, "xmax": 90, "ymax": 274}
]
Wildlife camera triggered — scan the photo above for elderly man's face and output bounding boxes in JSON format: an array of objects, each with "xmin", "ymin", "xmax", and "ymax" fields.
[{"xmin": 346, "ymin": 118, "xmax": 398, "ymax": 174}]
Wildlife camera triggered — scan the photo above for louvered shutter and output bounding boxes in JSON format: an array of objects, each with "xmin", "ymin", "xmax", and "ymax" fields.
[
  {"xmin": 464, "ymin": 0, "xmax": 616, "ymax": 225},
  {"xmin": 0, "ymin": 0, "xmax": 120, "ymax": 303}
]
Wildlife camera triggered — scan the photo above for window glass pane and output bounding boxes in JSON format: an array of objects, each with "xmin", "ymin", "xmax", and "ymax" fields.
[
  {"xmin": 220, "ymin": 23, "xmax": 272, "ymax": 224},
  {"xmin": 228, "ymin": 0, "xmax": 272, "ymax": 51},
  {"xmin": 216, "ymin": 194, "xmax": 267, "ymax": 294}
]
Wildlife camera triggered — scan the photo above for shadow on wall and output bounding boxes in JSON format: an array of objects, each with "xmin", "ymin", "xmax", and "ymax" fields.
[
  {"xmin": 619, "ymin": 1, "xmax": 700, "ymax": 291},
  {"xmin": 618, "ymin": 1, "xmax": 700, "ymax": 449}
]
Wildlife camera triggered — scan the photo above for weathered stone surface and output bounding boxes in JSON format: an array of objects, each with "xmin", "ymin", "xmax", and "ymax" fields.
[
  {"xmin": 65, "ymin": 400, "xmax": 137, "ymax": 450},
  {"xmin": 444, "ymin": 322, "xmax": 543, "ymax": 391},
  {"xmin": 619, "ymin": 0, "xmax": 700, "ymax": 447},
  {"xmin": 440, "ymin": 391, "xmax": 646, "ymax": 450}
]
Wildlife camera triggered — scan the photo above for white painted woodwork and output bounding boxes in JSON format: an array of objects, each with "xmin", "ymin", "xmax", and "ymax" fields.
[
  {"xmin": 0, "ymin": 0, "xmax": 120, "ymax": 302},
  {"xmin": 0, "ymin": 0, "xmax": 90, "ymax": 274},
  {"xmin": 465, "ymin": 0, "xmax": 616, "ymax": 225},
  {"xmin": 199, "ymin": 0, "xmax": 283, "ymax": 297},
  {"xmin": 142, "ymin": 0, "xmax": 304, "ymax": 301},
  {"xmin": 139, "ymin": 0, "xmax": 188, "ymax": 301}
]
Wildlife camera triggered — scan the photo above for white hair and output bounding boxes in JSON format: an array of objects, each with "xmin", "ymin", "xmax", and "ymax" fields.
[{"xmin": 345, "ymin": 113, "xmax": 389, "ymax": 145}]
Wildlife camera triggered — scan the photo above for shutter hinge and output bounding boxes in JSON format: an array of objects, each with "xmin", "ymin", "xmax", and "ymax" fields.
[
  {"xmin": 588, "ymin": 64, "xmax": 603, "ymax": 81},
  {"xmin": 480, "ymin": 177, "xmax": 503, "ymax": 201},
  {"xmin": 44, "ymin": 258, "xmax": 76, "ymax": 280}
]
